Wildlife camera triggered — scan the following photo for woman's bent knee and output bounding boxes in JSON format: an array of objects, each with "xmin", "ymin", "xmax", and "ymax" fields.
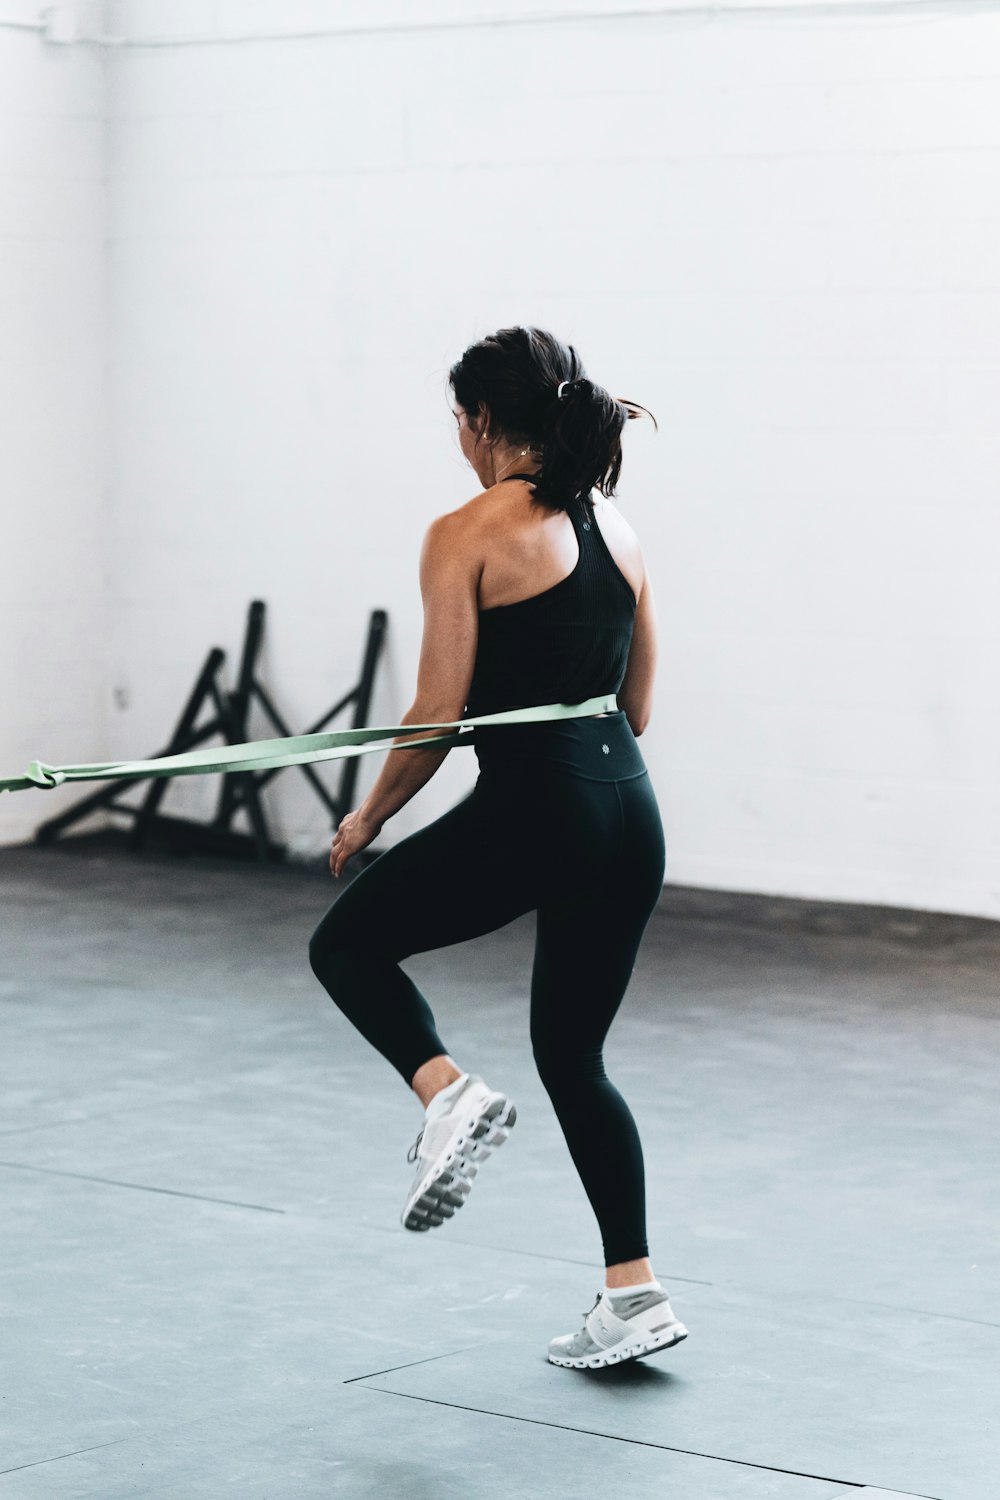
[
  {"xmin": 307, "ymin": 928, "xmax": 330, "ymax": 977},
  {"xmin": 308, "ymin": 923, "xmax": 352, "ymax": 984},
  {"xmin": 308, "ymin": 898, "xmax": 355, "ymax": 971}
]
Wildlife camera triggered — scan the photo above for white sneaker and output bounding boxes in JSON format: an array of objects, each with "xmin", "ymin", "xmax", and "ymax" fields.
[
  {"xmin": 401, "ymin": 1073, "xmax": 516, "ymax": 1232},
  {"xmin": 548, "ymin": 1284, "xmax": 689, "ymax": 1369}
]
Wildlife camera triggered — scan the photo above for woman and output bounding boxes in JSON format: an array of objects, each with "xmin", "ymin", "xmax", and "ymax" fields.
[{"xmin": 308, "ymin": 325, "xmax": 688, "ymax": 1370}]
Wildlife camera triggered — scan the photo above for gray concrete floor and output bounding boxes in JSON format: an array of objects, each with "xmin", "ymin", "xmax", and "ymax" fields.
[{"xmin": 1, "ymin": 830, "xmax": 997, "ymax": 1499}]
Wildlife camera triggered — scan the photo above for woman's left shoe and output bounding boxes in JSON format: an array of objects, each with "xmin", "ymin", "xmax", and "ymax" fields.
[
  {"xmin": 547, "ymin": 1285, "xmax": 689, "ymax": 1369},
  {"xmin": 401, "ymin": 1073, "xmax": 516, "ymax": 1232}
]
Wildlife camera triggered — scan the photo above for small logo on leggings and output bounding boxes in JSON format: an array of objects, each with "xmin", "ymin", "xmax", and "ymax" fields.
[{"xmin": 602, "ymin": 744, "xmax": 610, "ymax": 754}]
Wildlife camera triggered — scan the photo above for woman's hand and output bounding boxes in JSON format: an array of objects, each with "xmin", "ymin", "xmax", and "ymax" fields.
[{"xmin": 329, "ymin": 808, "xmax": 382, "ymax": 878}]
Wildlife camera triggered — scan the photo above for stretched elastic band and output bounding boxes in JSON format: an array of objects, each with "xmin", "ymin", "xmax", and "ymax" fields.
[{"xmin": 0, "ymin": 695, "xmax": 619, "ymax": 795}]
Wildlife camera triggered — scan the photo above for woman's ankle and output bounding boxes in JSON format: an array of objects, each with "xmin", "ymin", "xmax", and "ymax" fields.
[
  {"xmin": 411, "ymin": 1054, "xmax": 464, "ymax": 1110},
  {"xmin": 605, "ymin": 1257, "xmax": 655, "ymax": 1290}
]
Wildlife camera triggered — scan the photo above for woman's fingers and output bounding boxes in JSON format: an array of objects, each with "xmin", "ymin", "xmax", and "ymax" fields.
[
  {"xmin": 330, "ymin": 829, "xmax": 349, "ymax": 877},
  {"xmin": 330, "ymin": 811, "xmax": 374, "ymax": 877}
]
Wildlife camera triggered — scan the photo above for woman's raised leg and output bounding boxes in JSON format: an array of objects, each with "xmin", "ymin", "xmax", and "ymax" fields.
[{"xmin": 308, "ymin": 774, "xmax": 540, "ymax": 1091}]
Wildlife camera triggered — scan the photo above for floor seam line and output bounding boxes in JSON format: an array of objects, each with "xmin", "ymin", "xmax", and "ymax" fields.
[
  {"xmin": 355, "ymin": 1386, "xmax": 874, "ymax": 1488},
  {"xmin": 363, "ymin": 1224, "xmax": 714, "ymax": 1281},
  {"xmin": 0, "ymin": 1439, "xmax": 129, "ymax": 1477},
  {"xmin": 342, "ymin": 1343, "xmax": 489, "ymax": 1384},
  {"xmin": 0, "ymin": 1159, "xmax": 284, "ymax": 1213},
  {"xmin": 829, "ymin": 1294, "xmax": 1000, "ymax": 1330}
]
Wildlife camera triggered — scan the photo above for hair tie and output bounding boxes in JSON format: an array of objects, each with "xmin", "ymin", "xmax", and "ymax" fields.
[{"xmin": 557, "ymin": 379, "xmax": 572, "ymax": 399}]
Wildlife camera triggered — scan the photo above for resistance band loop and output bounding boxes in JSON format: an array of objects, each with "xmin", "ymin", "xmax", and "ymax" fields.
[{"xmin": 0, "ymin": 694, "xmax": 619, "ymax": 795}]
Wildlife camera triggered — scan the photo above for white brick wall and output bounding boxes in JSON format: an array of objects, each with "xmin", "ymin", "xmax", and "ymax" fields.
[
  {"xmin": 0, "ymin": 10, "xmax": 107, "ymax": 849},
  {"xmin": 3, "ymin": 1, "xmax": 998, "ymax": 918}
]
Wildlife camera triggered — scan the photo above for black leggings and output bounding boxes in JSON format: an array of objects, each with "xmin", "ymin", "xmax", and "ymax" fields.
[{"xmin": 307, "ymin": 711, "xmax": 666, "ymax": 1267}]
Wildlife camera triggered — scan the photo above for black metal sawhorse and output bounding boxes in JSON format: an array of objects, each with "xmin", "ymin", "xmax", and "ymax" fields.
[{"xmin": 35, "ymin": 602, "xmax": 388, "ymax": 864}]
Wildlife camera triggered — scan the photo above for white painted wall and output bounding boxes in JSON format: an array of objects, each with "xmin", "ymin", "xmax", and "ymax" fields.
[
  {"xmin": 3, "ymin": 1, "xmax": 998, "ymax": 920},
  {"xmin": 0, "ymin": 0, "xmax": 107, "ymax": 849}
]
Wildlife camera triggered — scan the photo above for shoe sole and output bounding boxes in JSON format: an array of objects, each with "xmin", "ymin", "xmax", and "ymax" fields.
[
  {"xmin": 547, "ymin": 1321, "xmax": 689, "ymax": 1369},
  {"xmin": 401, "ymin": 1094, "xmax": 516, "ymax": 1232}
]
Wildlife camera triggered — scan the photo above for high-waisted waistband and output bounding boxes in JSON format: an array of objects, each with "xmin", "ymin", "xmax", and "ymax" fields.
[{"xmin": 472, "ymin": 708, "xmax": 647, "ymax": 782}]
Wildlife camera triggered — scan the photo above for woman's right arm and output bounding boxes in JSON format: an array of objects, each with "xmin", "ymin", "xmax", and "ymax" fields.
[{"xmin": 618, "ymin": 565, "xmax": 658, "ymax": 737}]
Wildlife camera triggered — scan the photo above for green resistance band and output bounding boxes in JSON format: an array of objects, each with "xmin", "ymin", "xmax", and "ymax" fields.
[{"xmin": 0, "ymin": 694, "xmax": 619, "ymax": 795}]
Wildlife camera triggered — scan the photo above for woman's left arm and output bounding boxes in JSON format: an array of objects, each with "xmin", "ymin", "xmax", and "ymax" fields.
[{"xmin": 330, "ymin": 512, "xmax": 480, "ymax": 876}]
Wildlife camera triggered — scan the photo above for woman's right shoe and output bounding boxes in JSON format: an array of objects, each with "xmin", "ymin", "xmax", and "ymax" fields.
[
  {"xmin": 400, "ymin": 1073, "xmax": 516, "ymax": 1232},
  {"xmin": 547, "ymin": 1284, "xmax": 688, "ymax": 1369}
]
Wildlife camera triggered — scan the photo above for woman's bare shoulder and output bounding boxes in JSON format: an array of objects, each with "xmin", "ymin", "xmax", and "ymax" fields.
[
  {"xmin": 421, "ymin": 489, "xmax": 497, "ymax": 582},
  {"xmin": 594, "ymin": 494, "xmax": 645, "ymax": 575},
  {"xmin": 595, "ymin": 493, "xmax": 640, "ymax": 538},
  {"xmin": 439, "ymin": 484, "xmax": 515, "ymax": 542}
]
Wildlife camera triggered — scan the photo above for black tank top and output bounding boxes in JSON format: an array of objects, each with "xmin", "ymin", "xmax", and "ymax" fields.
[{"xmin": 466, "ymin": 476, "xmax": 644, "ymax": 779}]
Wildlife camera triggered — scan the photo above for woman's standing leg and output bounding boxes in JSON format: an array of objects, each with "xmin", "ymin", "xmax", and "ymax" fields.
[{"xmin": 529, "ymin": 771, "xmax": 666, "ymax": 1273}]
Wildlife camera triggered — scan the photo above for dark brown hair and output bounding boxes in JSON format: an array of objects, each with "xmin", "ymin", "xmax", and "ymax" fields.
[{"xmin": 449, "ymin": 325, "xmax": 657, "ymax": 512}]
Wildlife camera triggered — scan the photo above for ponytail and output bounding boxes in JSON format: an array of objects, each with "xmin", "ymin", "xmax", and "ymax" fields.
[{"xmin": 449, "ymin": 326, "xmax": 657, "ymax": 513}]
